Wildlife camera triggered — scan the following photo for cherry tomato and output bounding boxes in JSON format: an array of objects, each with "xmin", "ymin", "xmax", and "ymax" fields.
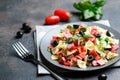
[
  {"xmin": 54, "ymin": 9, "xmax": 71, "ymax": 22},
  {"xmin": 45, "ymin": 15, "xmax": 60, "ymax": 25}
]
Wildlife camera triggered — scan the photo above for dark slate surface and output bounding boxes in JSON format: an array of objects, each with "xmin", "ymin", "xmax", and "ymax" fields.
[{"xmin": 0, "ymin": 0, "xmax": 120, "ymax": 80}]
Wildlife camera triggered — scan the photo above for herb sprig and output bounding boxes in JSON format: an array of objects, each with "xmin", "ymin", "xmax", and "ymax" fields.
[{"xmin": 73, "ymin": 0, "xmax": 105, "ymax": 21}]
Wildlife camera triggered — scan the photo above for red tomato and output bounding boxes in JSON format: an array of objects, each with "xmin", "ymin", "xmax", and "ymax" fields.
[
  {"xmin": 89, "ymin": 49, "xmax": 97, "ymax": 56},
  {"xmin": 55, "ymin": 51, "xmax": 61, "ymax": 56},
  {"xmin": 95, "ymin": 54, "xmax": 101, "ymax": 60},
  {"xmin": 47, "ymin": 46, "xmax": 53, "ymax": 49},
  {"xmin": 78, "ymin": 52, "xmax": 86, "ymax": 59},
  {"xmin": 89, "ymin": 49, "xmax": 101, "ymax": 60},
  {"xmin": 111, "ymin": 48, "xmax": 117, "ymax": 53},
  {"xmin": 45, "ymin": 15, "xmax": 60, "ymax": 25},
  {"xmin": 78, "ymin": 46, "xmax": 86, "ymax": 53},
  {"xmin": 59, "ymin": 57, "xmax": 66, "ymax": 64},
  {"xmin": 64, "ymin": 61, "xmax": 71, "ymax": 66},
  {"xmin": 85, "ymin": 38, "xmax": 96, "ymax": 44},
  {"xmin": 54, "ymin": 9, "xmax": 71, "ymax": 21}
]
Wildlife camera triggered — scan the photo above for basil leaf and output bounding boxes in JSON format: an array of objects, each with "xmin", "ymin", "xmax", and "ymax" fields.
[
  {"xmin": 93, "ymin": 13, "xmax": 101, "ymax": 20},
  {"xmin": 95, "ymin": 7, "xmax": 103, "ymax": 15},
  {"xmin": 83, "ymin": 9, "xmax": 95, "ymax": 19},
  {"xmin": 93, "ymin": 0, "xmax": 105, "ymax": 7},
  {"xmin": 73, "ymin": 2, "xmax": 83, "ymax": 11},
  {"xmin": 78, "ymin": 0, "xmax": 92, "ymax": 10},
  {"xmin": 73, "ymin": 0, "xmax": 105, "ymax": 21}
]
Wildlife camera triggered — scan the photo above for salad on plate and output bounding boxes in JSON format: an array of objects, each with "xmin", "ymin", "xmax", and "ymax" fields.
[{"xmin": 47, "ymin": 23, "xmax": 119, "ymax": 69}]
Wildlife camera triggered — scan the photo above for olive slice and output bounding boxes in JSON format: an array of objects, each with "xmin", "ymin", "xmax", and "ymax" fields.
[
  {"xmin": 87, "ymin": 55, "xmax": 94, "ymax": 62},
  {"xmin": 73, "ymin": 25, "xmax": 79, "ymax": 29},
  {"xmin": 51, "ymin": 40, "xmax": 58, "ymax": 47},
  {"xmin": 106, "ymin": 31, "xmax": 111, "ymax": 37},
  {"xmin": 95, "ymin": 33, "xmax": 101, "ymax": 38}
]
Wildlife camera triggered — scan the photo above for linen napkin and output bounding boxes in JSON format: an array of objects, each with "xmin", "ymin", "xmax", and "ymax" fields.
[{"xmin": 34, "ymin": 20, "xmax": 120, "ymax": 74}]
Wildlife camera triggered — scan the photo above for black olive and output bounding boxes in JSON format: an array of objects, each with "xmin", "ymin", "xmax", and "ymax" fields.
[
  {"xmin": 80, "ymin": 27, "xmax": 86, "ymax": 32},
  {"xmin": 96, "ymin": 33, "xmax": 101, "ymax": 38},
  {"xmin": 98, "ymin": 74, "xmax": 107, "ymax": 80},
  {"xmin": 22, "ymin": 23, "xmax": 32, "ymax": 33},
  {"xmin": 106, "ymin": 31, "xmax": 111, "ymax": 37},
  {"xmin": 73, "ymin": 25, "xmax": 79, "ymax": 29},
  {"xmin": 104, "ymin": 48, "xmax": 111, "ymax": 51},
  {"xmin": 87, "ymin": 55, "xmax": 94, "ymax": 62},
  {"xmin": 24, "ymin": 27, "xmax": 32, "ymax": 33},
  {"xmin": 16, "ymin": 31, "xmax": 24, "ymax": 38},
  {"xmin": 21, "ymin": 23, "xmax": 29, "ymax": 30},
  {"xmin": 51, "ymin": 40, "xmax": 58, "ymax": 47}
]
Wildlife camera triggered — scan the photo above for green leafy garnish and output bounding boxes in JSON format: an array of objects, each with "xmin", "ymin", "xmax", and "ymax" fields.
[
  {"xmin": 83, "ymin": 34, "xmax": 93, "ymax": 38},
  {"xmin": 73, "ymin": 0, "xmax": 105, "ymax": 21}
]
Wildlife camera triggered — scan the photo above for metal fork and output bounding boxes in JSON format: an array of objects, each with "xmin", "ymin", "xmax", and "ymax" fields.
[{"xmin": 12, "ymin": 41, "xmax": 67, "ymax": 80}]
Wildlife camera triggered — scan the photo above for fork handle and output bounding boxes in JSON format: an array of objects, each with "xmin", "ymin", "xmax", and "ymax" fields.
[{"xmin": 32, "ymin": 58, "xmax": 68, "ymax": 80}]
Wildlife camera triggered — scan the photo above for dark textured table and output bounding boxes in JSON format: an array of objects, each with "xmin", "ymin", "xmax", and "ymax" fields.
[{"xmin": 0, "ymin": 0, "xmax": 120, "ymax": 80}]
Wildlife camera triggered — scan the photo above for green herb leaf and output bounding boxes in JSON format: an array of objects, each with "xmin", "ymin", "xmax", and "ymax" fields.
[
  {"xmin": 78, "ymin": 0, "xmax": 92, "ymax": 10},
  {"xmin": 83, "ymin": 9, "xmax": 95, "ymax": 19},
  {"xmin": 84, "ymin": 34, "xmax": 93, "ymax": 38},
  {"xmin": 73, "ymin": 0, "xmax": 105, "ymax": 21},
  {"xmin": 93, "ymin": 0, "xmax": 105, "ymax": 7},
  {"xmin": 73, "ymin": 2, "xmax": 83, "ymax": 11},
  {"xmin": 47, "ymin": 48, "xmax": 53, "ymax": 54}
]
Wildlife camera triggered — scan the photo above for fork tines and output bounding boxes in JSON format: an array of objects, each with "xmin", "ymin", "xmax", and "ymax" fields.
[{"xmin": 12, "ymin": 42, "xmax": 29, "ymax": 59}]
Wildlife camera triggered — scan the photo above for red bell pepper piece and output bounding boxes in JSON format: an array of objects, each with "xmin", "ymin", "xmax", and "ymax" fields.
[
  {"xmin": 78, "ymin": 52, "xmax": 86, "ymax": 60},
  {"xmin": 59, "ymin": 57, "xmax": 66, "ymax": 64},
  {"xmin": 55, "ymin": 51, "xmax": 61, "ymax": 56},
  {"xmin": 95, "ymin": 54, "xmax": 101, "ymax": 60},
  {"xmin": 64, "ymin": 61, "xmax": 71, "ymax": 66},
  {"xmin": 89, "ymin": 49, "xmax": 97, "ymax": 55},
  {"xmin": 78, "ymin": 46, "xmax": 86, "ymax": 53},
  {"xmin": 85, "ymin": 38, "xmax": 96, "ymax": 44}
]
